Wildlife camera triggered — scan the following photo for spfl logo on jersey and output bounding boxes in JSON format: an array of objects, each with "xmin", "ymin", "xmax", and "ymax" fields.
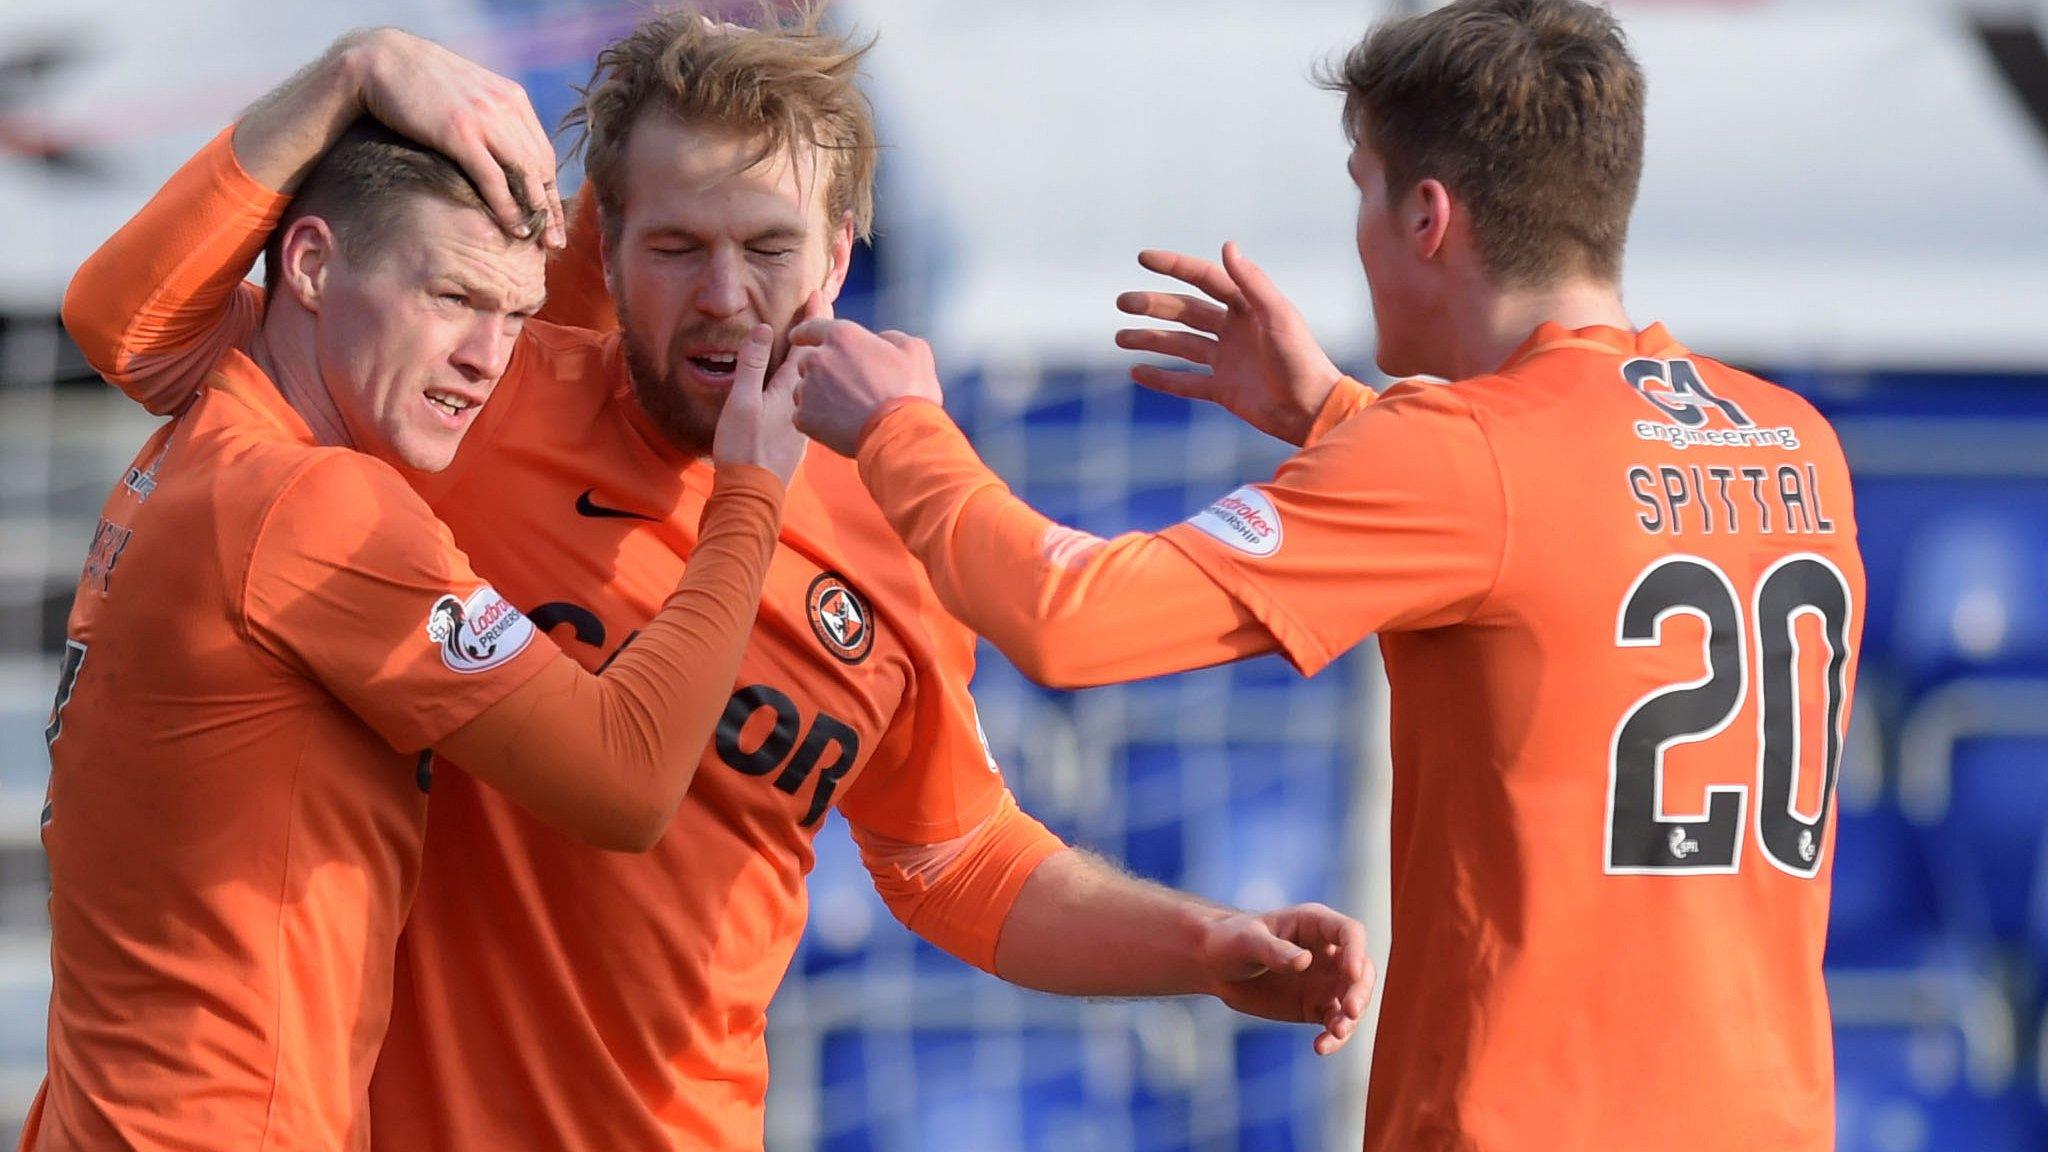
[
  {"xmin": 424, "ymin": 585, "xmax": 537, "ymax": 674},
  {"xmin": 807, "ymin": 572, "xmax": 874, "ymax": 664},
  {"xmin": 1624, "ymin": 357, "xmax": 1799, "ymax": 451},
  {"xmin": 1188, "ymin": 486, "xmax": 1283, "ymax": 558}
]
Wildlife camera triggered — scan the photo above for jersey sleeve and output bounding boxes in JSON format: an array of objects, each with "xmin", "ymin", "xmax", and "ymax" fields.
[
  {"xmin": 241, "ymin": 453, "xmax": 555, "ymax": 754},
  {"xmin": 855, "ymin": 400, "xmax": 1276, "ymax": 688},
  {"xmin": 1159, "ymin": 381, "xmax": 1508, "ymax": 675},
  {"xmin": 61, "ymin": 126, "xmax": 279, "ymax": 414}
]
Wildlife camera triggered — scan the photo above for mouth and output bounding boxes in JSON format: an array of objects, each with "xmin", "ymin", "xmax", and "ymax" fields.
[
  {"xmin": 682, "ymin": 349, "xmax": 740, "ymax": 387},
  {"xmin": 422, "ymin": 387, "xmax": 485, "ymax": 427}
]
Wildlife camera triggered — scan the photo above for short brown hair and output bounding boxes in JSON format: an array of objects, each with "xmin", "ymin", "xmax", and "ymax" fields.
[
  {"xmin": 264, "ymin": 117, "xmax": 544, "ymax": 295},
  {"xmin": 1321, "ymin": 0, "xmax": 1645, "ymax": 286},
  {"xmin": 566, "ymin": 4, "xmax": 878, "ymax": 244}
]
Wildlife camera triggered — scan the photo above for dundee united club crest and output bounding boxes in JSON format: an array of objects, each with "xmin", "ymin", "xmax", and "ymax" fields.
[{"xmin": 806, "ymin": 572, "xmax": 874, "ymax": 664}]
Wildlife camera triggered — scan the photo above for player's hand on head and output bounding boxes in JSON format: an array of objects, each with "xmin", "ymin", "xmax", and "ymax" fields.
[
  {"xmin": 713, "ymin": 324, "xmax": 807, "ymax": 487},
  {"xmin": 1116, "ymin": 242, "xmax": 1343, "ymax": 447},
  {"xmin": 1200, "ymin": 902, "xmax": 1374, "ymax": 1056},
  {"xmin": 788, "ymin": 312, "xmax": 944, "ymax": 458},
  {"xmin": 346, "ymin": 28, "xmax": 566, "ymax": 248}
]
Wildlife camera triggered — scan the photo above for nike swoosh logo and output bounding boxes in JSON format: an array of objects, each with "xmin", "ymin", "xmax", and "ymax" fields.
[{"xmin": 575, "ymin": 489, "xmax": 663, "ymax": 522}]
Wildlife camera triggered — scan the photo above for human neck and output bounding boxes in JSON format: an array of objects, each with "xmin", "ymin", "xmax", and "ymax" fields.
[
  {"xmin": 251, "ymin": 314, "xmax": 353, "ymax": 449},
  {"xmin": 1436, "ymin": 276, "xmax": 1633, "ymax": 380}
]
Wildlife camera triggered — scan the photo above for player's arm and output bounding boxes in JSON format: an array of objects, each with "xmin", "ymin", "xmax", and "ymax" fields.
[
  {"xmin": 851, "ymin": 808, "xmax": 1371, "ymax": 1056},
  {"xmin": 792, "ymin": 320, "xmax": 1505, "ymax": 684},
  {"xmin": 62, "ymin": 28, "xmax": 561, "ymax": 414},
  {"xmin": 251, "ymin": 329, "xmax": 798, "ymax": 852},
  {"xmin": 838, "ymin": 612, "xmax": 1371, "ymax": 1055}
]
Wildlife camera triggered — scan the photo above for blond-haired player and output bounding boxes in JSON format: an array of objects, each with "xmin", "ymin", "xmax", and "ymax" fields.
[{"xmin": 60, "ymin": 10, "xmax": 1375, "ymax": 1148}]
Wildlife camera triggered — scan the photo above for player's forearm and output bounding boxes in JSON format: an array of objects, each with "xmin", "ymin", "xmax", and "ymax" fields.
[
  {"xmin": 436, "ymin": 466, "xmax": 783, "ymax": 850},
  {"xmin": 856, "ymin": 401, "xmax": 1273, "ymax": 687},
  {"xmin": 992, "ymin": 850, "xmax": 1233, "ymax": 998},
  {"xmin": 61, "ymin": 33, "xmax": 377, "ymax": 410},
  {"xmin": 230, "ymin": 30, "xmax": 385, "ymax": 193}
]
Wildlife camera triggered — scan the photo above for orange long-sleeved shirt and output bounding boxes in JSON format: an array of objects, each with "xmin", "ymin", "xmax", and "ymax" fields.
[{"xmin": 853, "ymin": 328, "xmax": 1863, "ymax": 1151}]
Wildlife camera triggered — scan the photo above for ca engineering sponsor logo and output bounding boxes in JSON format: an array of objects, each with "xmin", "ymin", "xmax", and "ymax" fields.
[
  {"xmin": 806, "ymin": 572, "xmax": 874, "ymax": 664},
  {"xmin": 1188, "ymin": 486, "xmax": 1282, "ymax": 558},
  {"xmin": 1623, "ymin": 357, "xmax": 1800, "ymax": 452},
  {"xmin": 424, "ymin": 585, "xmax": 537, "ymax": 674}
]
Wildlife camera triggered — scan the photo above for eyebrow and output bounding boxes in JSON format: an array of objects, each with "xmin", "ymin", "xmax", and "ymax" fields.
[{"xmin": 442, "ymin": 275, "xmax": 547, "ymax": 314}]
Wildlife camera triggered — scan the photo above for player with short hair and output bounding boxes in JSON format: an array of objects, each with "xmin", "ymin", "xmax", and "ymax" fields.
[
  {"xmin": 790, "ymin": 1, "xmax": 1863, "ymax": 1148},
  {"xmin": 29, "ymin": 113, "xmax": 806, "ymax": 1147},
  {"xmin": 59, "ymin": 12, "xmax": 1375, "ymax": 1150}
]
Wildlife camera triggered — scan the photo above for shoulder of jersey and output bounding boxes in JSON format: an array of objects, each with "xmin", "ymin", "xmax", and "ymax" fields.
[{"xmin": 509, "ymin": 321, "xmax": 622, "ymax": 407}]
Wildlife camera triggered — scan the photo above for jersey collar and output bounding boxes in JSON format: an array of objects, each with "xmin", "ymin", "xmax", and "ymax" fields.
[
  {"xmin": 1497, "ymin": 322, "xmax": 1686, "ymax": 373},
  {"xmin": 205, "ymin": 348, "xmax": 320, "ymax": 446}
]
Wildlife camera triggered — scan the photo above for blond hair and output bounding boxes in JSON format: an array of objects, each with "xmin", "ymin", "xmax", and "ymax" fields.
[{"xmin": 566, "ymin": 4, "xmax": 878, "ymax": 242}]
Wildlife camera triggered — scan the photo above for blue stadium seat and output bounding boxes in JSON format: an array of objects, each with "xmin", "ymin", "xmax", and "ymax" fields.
[
  {"xmin": 1233, "ymin": 1026, "xmax": 1314, "ymax": 1152},
  {"xmin": 1932, "ymin": 732, "xmax": 2048, "ymax": 945},
  {"xmin": 1834, "ymin": 1016, "xmax": 2041, "ymax": 1152},
  {"xmin": 1828, "ymin": 800, "xmax": 1952, "ymax": 967},
  {"xmin": 1892, "ymin": 509, "xmax": 2048, "ymax": 684}
]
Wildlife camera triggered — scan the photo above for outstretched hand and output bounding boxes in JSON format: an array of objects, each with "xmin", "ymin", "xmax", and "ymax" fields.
[
  {"xmin": 712, "ymin": 324, "xmax": 808, "ymax": 487},
  {"xmin": 1200, "ymin": 902, "xmax": 1374, "ymax": 1056},
  {"xmin": 1116, "ymin": 243, "xmax": 1342, "ymax": 446}
]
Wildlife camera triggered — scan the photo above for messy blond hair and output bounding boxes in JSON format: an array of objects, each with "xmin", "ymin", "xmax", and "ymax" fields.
[{"xmin": 566, "ymin": 3, "xmax": 878, "ymax": 242}]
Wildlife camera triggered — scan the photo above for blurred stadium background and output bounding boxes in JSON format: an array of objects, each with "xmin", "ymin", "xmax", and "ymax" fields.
[{"xmin": 4, "ymin": 0, "xmax": 2048, "ymax": 1148}]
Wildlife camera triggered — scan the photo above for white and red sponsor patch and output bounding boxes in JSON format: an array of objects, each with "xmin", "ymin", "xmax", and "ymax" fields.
[
  {"xmin": 1187, "ymin": 486, "xmax": 1283, "ymax": 558},
  {"xmin": 424, "ymin": 585, "xmax": 537, "ymax": 674}
]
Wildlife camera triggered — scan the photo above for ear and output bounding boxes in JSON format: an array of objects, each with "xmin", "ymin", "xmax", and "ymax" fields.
[
  {"xmin": 277, "ymin": 216, "xmax": 341, "ymax": 313},
  {"xmin": 819, "ymin": 210, "xmax": 857, "ymax": 303},
  {"xmin": 1409, "ymin": 178, "xmax": 1453, "ymax": 263}
]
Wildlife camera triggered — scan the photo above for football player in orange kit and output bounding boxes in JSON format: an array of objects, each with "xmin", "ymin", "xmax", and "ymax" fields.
[
  {"xmin": 57, "ymin": 11, "xmax": 1375, "ymax": 1150},
  {"xmin": 28, "ymin": 112, "xmax": 809, "ymax": 1147},
  {"xmin": 791, "ymin": 1, "xmax": 1864, "ymax": 1148}
]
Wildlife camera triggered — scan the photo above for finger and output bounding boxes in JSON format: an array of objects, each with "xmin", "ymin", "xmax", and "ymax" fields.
[
  {"xmin": 734, "ymin": 324, "xmax": 774, "ymax": 393},
  {"xmin": 877, "ymin": 329, "xmax": 915, "ymax": 350},
  {"xmin": 509, "ymin": 86, "xmax": 566, "ymax": 247},
  {"xmin": 1221, "ymin": 241, "xmax": 1293, "ymax": 321},
  {"xmin": 1115, "ymin": 291, "xmax": 1227, "ymax": 334},
  {"xmin": 1243, "ymin": 924, "xmax": 1311, "ymax": 973},
  {"xmin": 1314, "ymin": 1027, "xmax": 1350, "ymax": 1057},
  {"xmin": 451, "ymin": 140, "xmax": 529, "ymax": 239},
  {"xmin": 798, "ymin": 290, "xmax": 834, "ymax": 325},
  {"xmin": 788, "ymin": 317, "xmax": 839, "ymax": 348},
  {"xmin": 1131, "ymin": 364, "xmax": 1218, "ymax": 404},
  {"xmin": 1115, "ymin": 327, "xmax": 1218, "ymax": 367},
  {"xmin": 1137, "ymin": 248, "xmax": 1245, "ymax": 309},
  {"xmin": 767, "ymin": 346, "xmax": 811, "ymax": 398}
]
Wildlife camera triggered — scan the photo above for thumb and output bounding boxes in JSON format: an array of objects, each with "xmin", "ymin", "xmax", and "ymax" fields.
[
  {"xmin": 731, "ymin": 323, "xmax": 774, "ymax": 403},
  {"xmin": 1227, "ymin": 919, "xmax": 1311, "ymax": 976},
  {"xmin": 1221, "ymin": 241, "xmax": 1289, "ymax": 321}
]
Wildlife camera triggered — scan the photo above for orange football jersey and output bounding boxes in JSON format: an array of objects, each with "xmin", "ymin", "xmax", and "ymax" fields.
[
  {"xmin": 856, "ymin": 323, "xmax": 1863, "ymax": 1150},
  {"xmin": 25, "ymin": 351, "xmax": 553, "ymax": 1150},
  {"xmin": 62, "ymin": 129, "xmax": 1062, "ymax": 1151},
  {"xmin": 367, "ymin": 327, "xmax": 1050, "ymax": 1149}
]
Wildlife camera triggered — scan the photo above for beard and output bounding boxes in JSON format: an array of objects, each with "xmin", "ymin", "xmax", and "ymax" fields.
[{"xmin": 616, "ymin": 294, "xmax": 799, "ymax": 458}]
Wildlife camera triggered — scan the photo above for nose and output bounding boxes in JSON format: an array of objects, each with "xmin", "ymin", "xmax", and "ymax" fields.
[
  {"xmin": 692, "ymin": 246, "xmax": 748, "ymax": 320},
  {"xmin": 450, "ymin": 315, "xmax": 518, "ymax": 384}
]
